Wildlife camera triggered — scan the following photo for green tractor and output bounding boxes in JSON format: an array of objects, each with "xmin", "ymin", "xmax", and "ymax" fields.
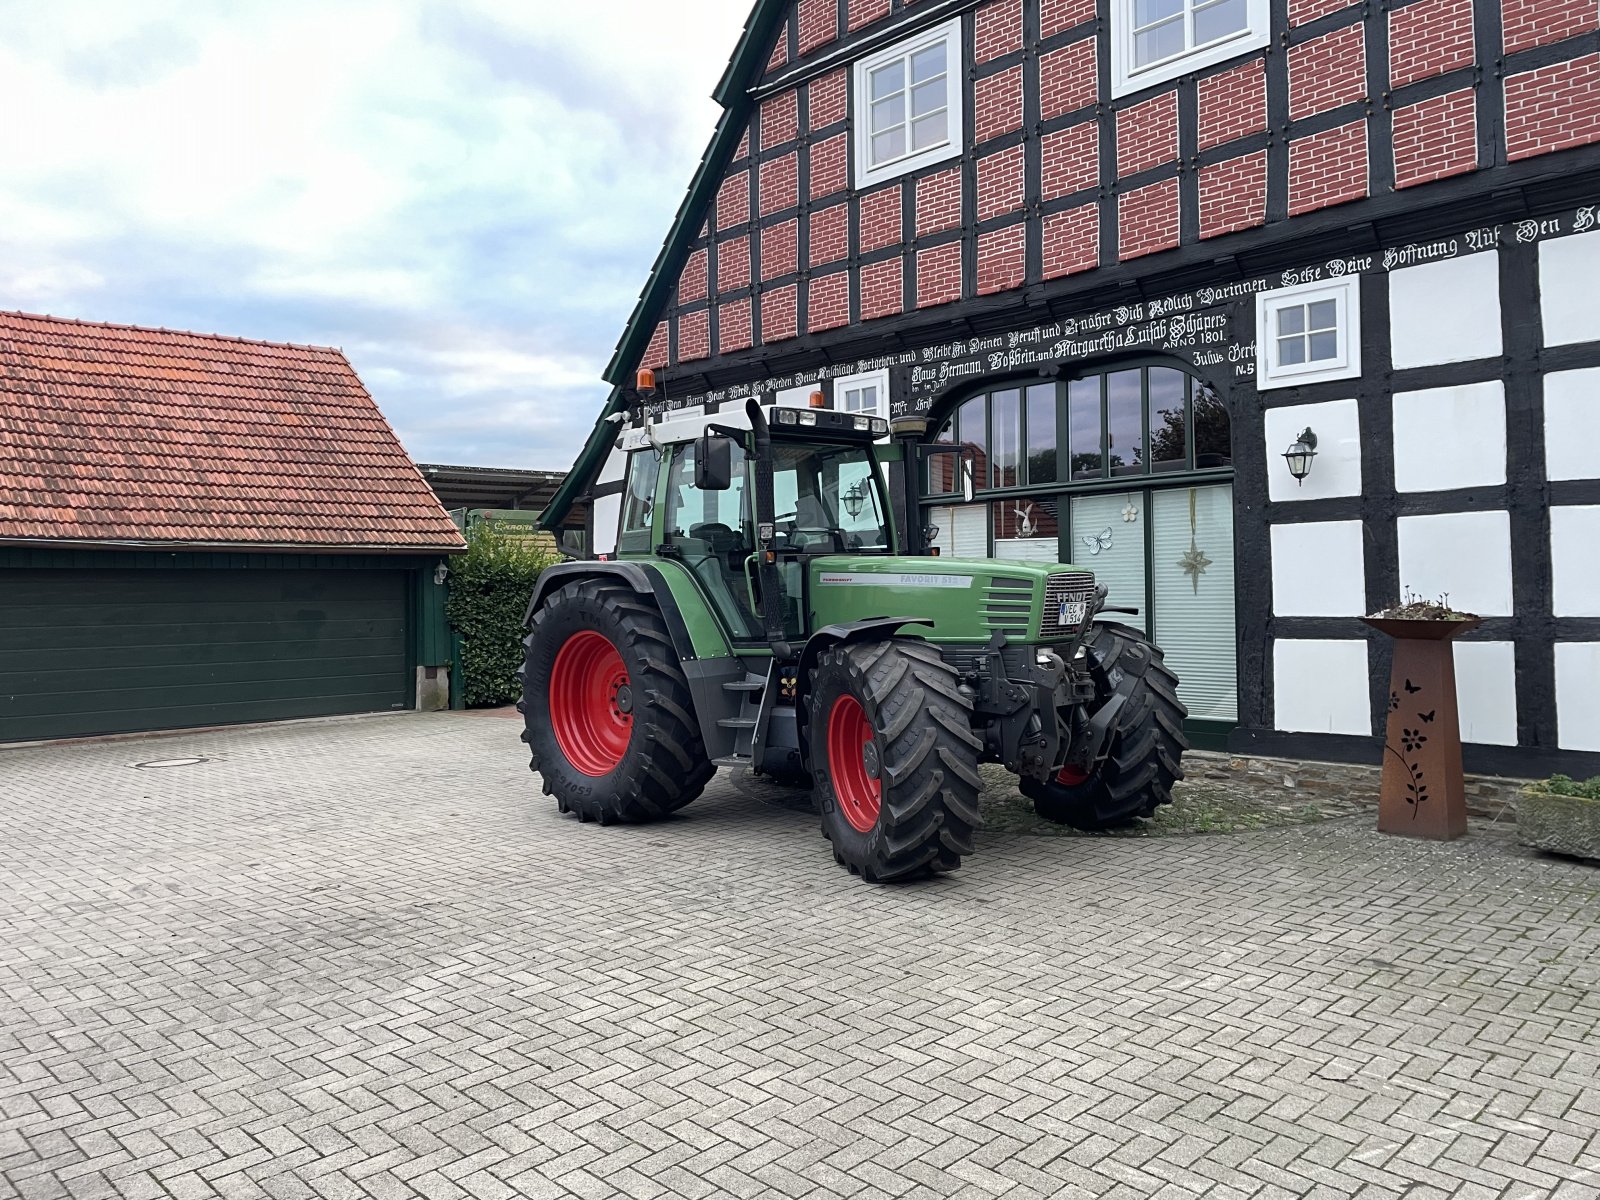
[{"xmin": 521, "ymin": 399, "xmax": 1187, "ymax": 881}]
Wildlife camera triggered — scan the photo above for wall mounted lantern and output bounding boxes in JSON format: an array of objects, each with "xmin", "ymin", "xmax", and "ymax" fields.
[{"xmin": 1282, "ymin": 427, "xmax": 1319, "ymax": 485}]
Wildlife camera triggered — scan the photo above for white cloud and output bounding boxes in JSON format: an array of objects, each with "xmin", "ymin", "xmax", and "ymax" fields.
[{"xmin": 0, "ymin": 0, "xmax": 754, "ymax": 468}]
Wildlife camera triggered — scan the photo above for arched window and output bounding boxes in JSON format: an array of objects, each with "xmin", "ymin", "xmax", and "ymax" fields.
[{"xmin": 923, "ymin": 363, "xmax": 1237, "ymax": 734}]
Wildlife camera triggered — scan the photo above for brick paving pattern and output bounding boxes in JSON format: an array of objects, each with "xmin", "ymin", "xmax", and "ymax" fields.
[{"xmin": 3, "ymin": 713, "xmax": 1599, "ymax": 1199}]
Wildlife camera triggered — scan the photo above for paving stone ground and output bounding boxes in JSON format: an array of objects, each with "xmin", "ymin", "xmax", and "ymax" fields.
[{"xmin": 3, "ymin": 712, "xmax": 1599, "ymax": 1200}]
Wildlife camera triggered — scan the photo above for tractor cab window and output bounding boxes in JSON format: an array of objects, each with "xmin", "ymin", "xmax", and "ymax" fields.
[
  {"xmin": 770, "ymin": 442, "xmax": 889, "ymax": 554},
  {"xmin": 664, "ymin": 441, "xmax": 760, "ymax": 638}
]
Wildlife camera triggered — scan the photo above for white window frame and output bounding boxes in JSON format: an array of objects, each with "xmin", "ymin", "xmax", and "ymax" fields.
[
  {"xmin": 1110, "ymin": 0, "xmax": 1269, "ymax": 98},
  {"xmin": 1255, "ymin": 276, "xmax": 1362, "ymax": 390},
  {"xmin": 852, "ymin": 18, "xmax": 963, "ymax": 188},
  {"xmin": 833, "ymin": 368, "xmax": 889, "ymax": 416}
]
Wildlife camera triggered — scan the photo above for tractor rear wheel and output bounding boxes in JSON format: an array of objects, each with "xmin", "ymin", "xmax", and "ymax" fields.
[
  {"xmin": 1021, "ymin": 621, "xmax": 1188, "ymax": 830},
  {"xmin": 522, "ymin": 580, "xmax": 713, "ymax": 823},
  {"xmin": 808, "ymin": 638, "xmax": 983, "ymax": 882}
]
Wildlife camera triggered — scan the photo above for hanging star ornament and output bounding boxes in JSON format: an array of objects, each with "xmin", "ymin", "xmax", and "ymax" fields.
[{"xmin": 1179, "ymin": 540, "xmax": 1212, "ymax": 593}]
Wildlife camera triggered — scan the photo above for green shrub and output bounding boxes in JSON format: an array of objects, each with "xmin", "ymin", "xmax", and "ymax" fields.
[
  {"xmin": 1534, "ymin": 775, "xmax": 1600, "ymax": 801},
  {"xmin": 444, "ymin": 519, "xmax": 560, "ymax": 707}
]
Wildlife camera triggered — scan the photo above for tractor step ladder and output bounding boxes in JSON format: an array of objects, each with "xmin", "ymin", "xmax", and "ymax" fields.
[{"xmin": 712, "ymin": 670, "xmax": 767, "ymax": 766}]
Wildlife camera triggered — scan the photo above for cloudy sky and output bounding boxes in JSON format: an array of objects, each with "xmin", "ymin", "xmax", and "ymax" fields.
[{"xmin": 0, "ymin": 0, "xmax": 752, "ymax": 469}]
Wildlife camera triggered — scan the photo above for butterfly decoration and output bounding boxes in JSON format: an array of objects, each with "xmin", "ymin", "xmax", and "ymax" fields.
[{"xmin": 1082, "ymin": 527, "xmax": 1114, "ymax": 555}]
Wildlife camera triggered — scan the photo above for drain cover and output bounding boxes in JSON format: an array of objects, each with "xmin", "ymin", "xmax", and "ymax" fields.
[{"xmin": 131, "ymin": 757, "xmax": 209, "ymax": 770}]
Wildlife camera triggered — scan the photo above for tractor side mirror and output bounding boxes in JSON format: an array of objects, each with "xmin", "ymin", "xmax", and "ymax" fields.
[{"xmin": 695, "ymin": 433, "xmax": 734, "ymax": 491}]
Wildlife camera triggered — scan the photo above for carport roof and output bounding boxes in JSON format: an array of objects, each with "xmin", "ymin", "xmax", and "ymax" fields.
[{"xmin": 0, "ymin": 311, "xmax": 466, "ymax": 552}]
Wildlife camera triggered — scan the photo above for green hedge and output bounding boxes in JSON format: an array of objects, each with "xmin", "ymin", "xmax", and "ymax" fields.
[{"xmin": 445, "ymin": 519, "xmax": 560, "ymax": 708}]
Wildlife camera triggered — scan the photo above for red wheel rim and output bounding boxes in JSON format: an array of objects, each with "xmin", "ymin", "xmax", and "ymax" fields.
[
  {"xmin": 827, "ymin": 694, "xmax": 881, "ymax": 833},
  {"xmin": 1055, "ymin": 765, "xmax": 1089, "ymax": 786},
  {"xmin": 549, "ymin": 631, "xmax": 632, "ymax": 776}
]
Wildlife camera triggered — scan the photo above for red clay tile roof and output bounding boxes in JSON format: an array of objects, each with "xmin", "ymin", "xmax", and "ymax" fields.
[{"xmin": 0, "ymin": 311, "xmax": 466, "ymax": 551}]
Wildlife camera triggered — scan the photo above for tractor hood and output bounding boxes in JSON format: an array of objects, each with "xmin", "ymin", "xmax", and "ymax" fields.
[{"xmin": 808, "ymin": 555, "xmax": 1097, "ymax": 644}]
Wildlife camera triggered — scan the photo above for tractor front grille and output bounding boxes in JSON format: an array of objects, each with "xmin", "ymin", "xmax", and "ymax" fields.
[{"xmin": 1040, "ymin": 571, "xmax": 1096, "ymax": 638}]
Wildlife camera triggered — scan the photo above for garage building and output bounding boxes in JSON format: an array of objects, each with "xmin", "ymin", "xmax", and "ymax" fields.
[{"xmin": 0, "ymin": 311, "xmax": 465, "ymax": 743}]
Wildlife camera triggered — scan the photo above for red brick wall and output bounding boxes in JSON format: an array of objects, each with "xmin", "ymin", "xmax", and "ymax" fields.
[
  {"xmin": 716, "ymin": 172, "xmax": 749, "ymax": 232},
  {"xmin": 1288, "ymin": 24, "xmax": 1366, "ymax": 121},
  {"xmin": 1505, "ymin": 54, "xmax": 1600, "ymax": 161},
  {"xmin": 1389, "ymin": 0, "xmax": 1474, "ymax": 88},
  {"xmin": 1289, "ymin": 121, "xmax": 1368, "ymax": 214},
  {"xmin": 810, "ymin": 134, "xmax": 848, "ymax": 200},
  {"xmin": 797, "ymin": 0, "xmax": 837, "ymax": 56},
  {"xmin": 916, "ymin": 243, "xmax": 963, "ymax": 309},
  {"xmin": 976, "ymin": 144, "xmax": 1026, "ymax": 222},
  {"xmin": 860, "ymin": 185, "xmax": 904, "ymax": 252},
  {"xmin": 848, "ymin": 0, "xmax": 891, "ymax": 32},
  {"xmin": 1197, "ymin": 59, "xmax": 1266, "ymax": 150},
  {"xmin": 1041, "ymin": 123, "xmax": 1098, "ymax": 199},
  {"xmin": 975, "ymin": 66, "xmax": 1024, "ymax": 144},
  {"xmin": 810, "ymin": 204, "xmax": 848, "ymax": 267},
  {"xmin": 762, "ymin": 286, "xmax": 798, "ymax": 344},
  {"xmin": 1040, "ymin": 0, "xmax": 1095, "ymax": 37},
  {"xmin": 1039, "ymin": 39, "xmax": 1097, "ymax": 121},
  {"xmin": 717, "ymin": 236, "xmax": 751, "ymax": 294},
  {"xmin": 678, "ymin": 249, "xmax": 708, "ymax": 304},
  {"xmin": 678, "ymin": 310, "xmax": 709, "ymax": 362},
  {"xmin": 1041, "ymin": 205, "xmax": 1097, "ymax": 279},
  {"xmin": 1118, "ymin": 179, "xmax": 1180, "ymax": 260},
  {"xmin": 808, "ymin": 272, "xmax": 850, "ymax": 333},
  {"xmin": 759, "ymin": 153, "xmax": 799, "ymax": 216},
  {"xmin": 719, "ymin": 298, "xmax": 752, "ymax": 354},
  {"xmin": 915, "ymin": 169, "xmax": 962, "ymax": 236},
  {"xmin": 861, "ymin": 258, "xmax": 904, "ymax": 320},
  {"xmin": 1502, "ymin": 0, "xmax": 1597, "ymax": 53},
  {"xmin": 977, "ymin": 224, "xmax": 1026, "ymax": 295},
  {"xmin": 1393, "ymin": 90, "xmax": 1477, "ymax": 187},
  {"xmin": 810, "ymin": 70, "xmax": 847, "ymax": 129},
  {"xmin": 761, "ymin": 90, "xmax": 799, "ymax": 150},
  {"xmin": 761, "ymin": 220, "xmax": 799, "ymax": 280},
  {"xmin": 975, "ymin": 0, "xmax": 1024, "ymax": 62},
  {"xmin": 1199, "ymin": 152, "xmax": 1267, "ymax": 239},
  {"xmin": 1116, "ymin": 92, "xmax": 1178, "ymax": 177}
]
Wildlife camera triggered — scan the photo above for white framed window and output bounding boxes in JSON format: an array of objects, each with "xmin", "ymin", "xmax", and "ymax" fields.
[
  {"xmin": 1111, "ymin": 0, "xmax": 1268, "ymax": 98},
  {"xmin": 834, "ymin": 368, "xmax": 889, "ymax": 415},
  {"xmin": 853, "ymin": 18, "xmax": 963, "ymax": 188},
  {"xmin": 1255, "ymin": 277, "xmax": 1362, "ymax": 390}
]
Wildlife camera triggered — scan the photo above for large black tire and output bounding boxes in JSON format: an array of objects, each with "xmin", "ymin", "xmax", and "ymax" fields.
[
  {"xmin": 521, "ymin": 580, "xmax": 714, "ymax": 823},
  {"xmin": 808, "ymin": 638, "xmax": 983, "ymax": 882},
  {"xmin": 1020, "ymin": 621, "xmax": 1188, "ymax": 831}
]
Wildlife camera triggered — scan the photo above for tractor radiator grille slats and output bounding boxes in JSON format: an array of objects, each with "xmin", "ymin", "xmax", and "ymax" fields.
[{"xmin": 1040, "ymin": 572, "xmax": 1096, "ymax": 638}]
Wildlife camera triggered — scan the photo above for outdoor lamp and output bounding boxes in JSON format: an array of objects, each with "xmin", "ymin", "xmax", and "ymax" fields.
[
  {"xmin": 1282, "ymin": 427, "xmax": 1318, "ymax": 485},
  {"xmin": 843, "ymin": 480, "xmax": 868, "ymax": 519}
]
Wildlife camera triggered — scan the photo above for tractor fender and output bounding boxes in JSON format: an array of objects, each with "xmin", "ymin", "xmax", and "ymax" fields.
[
  {"xmin": 794, "ymin": 617, "xmax": 932, "ymax": 753},
  {"xmin": 523, "ymin": 560, "xmax": 696, "ymax": 666}
]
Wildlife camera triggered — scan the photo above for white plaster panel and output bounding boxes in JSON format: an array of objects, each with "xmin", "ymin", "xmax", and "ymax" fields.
[
  {"xmin": 1544, "ymin": 367, "xmax": 1600, "ymax": 482},
  {"xmin": 1270, "ymin": 521, "xmax": 1366, "ymax": 616},
  {"xmin": 1389, "ymin": 252, "xmax": 1503, "ymax": 369},
  {"xmin": 1554, "ymin": 642, "xmax": 1600, "ymax": 752},
  {"xmin": 592, "ymin": 493, "xmax": 622, "ymax": 556},
  {"xmin": 1263, "ymin": 398, "xmax": 1361, "ymax": 502},
  {"xmin": 1540, "ymin": 229, "xmax": 1600, "ymax": 347},
  {"xmin": 1551, "ymin": 505, "xmax": 1600, "ymax": 617},
  {"xmin": 1391, "ymin": 381, "xmax": 1506, "ymax": 493},
  {"xmin": 1395, "ymin": 510, "xmax": 1513, "ymax": 616},
  {"xmin": 1273, "ymin": 640, "xmax": 1372, "ymax": 736},
  {"xmin": 1452, "ymin": 641, "xmax": 1518, "ymax": 747}
]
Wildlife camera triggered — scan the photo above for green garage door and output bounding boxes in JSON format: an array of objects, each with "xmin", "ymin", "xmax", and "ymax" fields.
[{"xmin": 0, "ymin": 568, "xmax": 411, "ymax": 742}]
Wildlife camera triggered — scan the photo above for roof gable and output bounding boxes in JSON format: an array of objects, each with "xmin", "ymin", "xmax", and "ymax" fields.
[{"xmin": 0, "ymin": 311, "xmax": 465, "ymax": 551}]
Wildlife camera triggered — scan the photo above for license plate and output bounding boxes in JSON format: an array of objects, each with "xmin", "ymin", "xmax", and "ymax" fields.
[{"xmin": 1059, "ymin": 598, "xmax": 1087, "ymax": 626}]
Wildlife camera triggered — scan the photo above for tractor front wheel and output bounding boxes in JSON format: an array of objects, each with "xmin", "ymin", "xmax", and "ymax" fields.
[
  {"xmin": 522, "ymin": 580, "xmax": 714, "ymax": 823},
  {"xmin": 1021, "ymin": 621, "xmax": 1189, "ymax": 830},
  {"xmin": 809, "ymin": 638, "xmax": 983, "ymax": 882}
]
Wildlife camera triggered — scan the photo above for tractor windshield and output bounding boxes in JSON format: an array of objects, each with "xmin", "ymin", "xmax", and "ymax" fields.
[{"xmin": 770, "ymin": 441, "xmax": 889, "ymax": 553}]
